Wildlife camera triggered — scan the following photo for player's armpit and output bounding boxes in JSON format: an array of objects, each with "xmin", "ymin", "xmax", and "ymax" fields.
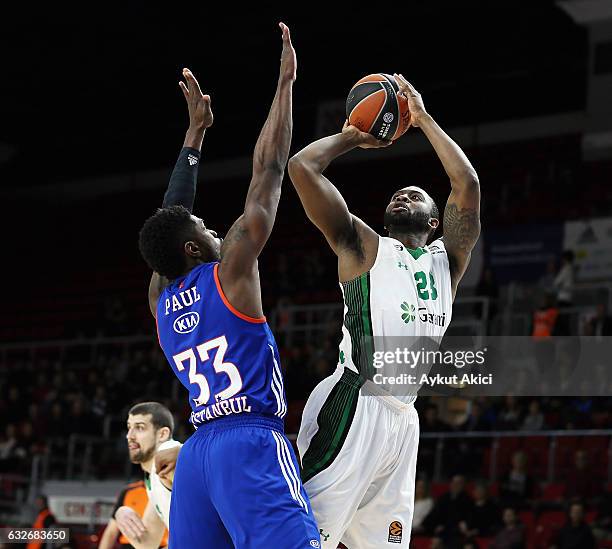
[
  {"xmin": 443, "ymin": 183, "xmax": 481, "ymax": 293},
  {"xmin": 337, "ymin": 215, "xmax": 379, "ymax": 283},
  {"xmin": 148, "ymin": 273, "xmax": 169, "ymax": 318},
  {"xmin": 217, "ymin": 215, "xmax": 265, "ymax": 319}
]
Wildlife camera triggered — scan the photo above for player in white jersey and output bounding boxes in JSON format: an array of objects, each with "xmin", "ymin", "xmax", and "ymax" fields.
[
  {"xmin": 288, "ymin": 74, "xmax": 480, "ymax": 548},
  {"xmin": 114, "ymin": 402, "xmax": 181, "ymax": 549}
]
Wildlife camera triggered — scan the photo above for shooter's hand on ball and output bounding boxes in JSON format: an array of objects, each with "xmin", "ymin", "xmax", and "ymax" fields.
[
  {"xmin": 180, "ymin": 68, "xmax": 214, "ymax": 130},
  {"xmin": 393, "ymin": 74, "xmax": 427, "ymax": 127},
  {"xmin": 342, "ymin": 120, "xmax": 392, "ymax": 149},
  {"xmin": 279, "ymin": 22, "xmax": 297, "ymax": 82}
]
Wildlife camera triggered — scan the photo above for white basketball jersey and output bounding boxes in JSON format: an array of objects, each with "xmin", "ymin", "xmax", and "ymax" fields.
[
  {"xmin": 337, "ymin": 236, "xmax": 453, "ymax": 404},
  {"xmin": 146, "ymin": 439, "xmax": 182, "ymax": 528}
]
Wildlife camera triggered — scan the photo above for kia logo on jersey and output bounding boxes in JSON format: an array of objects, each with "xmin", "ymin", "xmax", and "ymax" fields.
[{"xmin": 173, "ymin": 312, "xmax": 200, "ymax": 334}]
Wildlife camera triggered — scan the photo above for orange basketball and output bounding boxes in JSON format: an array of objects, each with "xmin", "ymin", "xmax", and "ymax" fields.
[{"xmin": 346, "ymin": 73, "xmax": 411, "ymax": 141}]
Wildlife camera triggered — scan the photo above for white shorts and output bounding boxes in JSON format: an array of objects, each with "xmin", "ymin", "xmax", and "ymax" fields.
[{"xmin": 297, "ymin": 367, "xmax": 419, "ymax": 549}]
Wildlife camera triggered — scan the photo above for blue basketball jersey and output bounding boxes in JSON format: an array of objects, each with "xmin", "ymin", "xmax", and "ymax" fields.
[{"xmin": 156, "ymin": 262, "xmax": 287, "ymax": 427}]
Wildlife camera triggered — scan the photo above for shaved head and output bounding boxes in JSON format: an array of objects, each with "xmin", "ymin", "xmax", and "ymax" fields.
[{"xmin": 383, "ymin": 186, "xmax": 439, "ymax": 242}]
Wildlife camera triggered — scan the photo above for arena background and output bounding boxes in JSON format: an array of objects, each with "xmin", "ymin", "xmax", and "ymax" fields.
[{"xmin": 1, "ymin": 2, "xmax": 612, "ymax": 548}]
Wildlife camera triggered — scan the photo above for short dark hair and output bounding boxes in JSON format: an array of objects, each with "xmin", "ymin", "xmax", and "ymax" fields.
[
  {"xmin": 139, "ymin": 205, "xmax": 196, "ymax": 279},
  {"xmin": 128, "ymin": 402, "xmax": 174, "ymax": 436}
]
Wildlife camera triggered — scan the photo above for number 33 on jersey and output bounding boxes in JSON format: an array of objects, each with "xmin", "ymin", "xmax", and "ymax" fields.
[{"xmin": 156, "ymin": 263, "xmax": 287, "ymax": 427}]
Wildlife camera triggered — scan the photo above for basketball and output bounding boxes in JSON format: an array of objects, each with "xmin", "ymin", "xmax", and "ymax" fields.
[{"xmin": 346, "ymin": 73, "xmax": 411, "ymax": 141}]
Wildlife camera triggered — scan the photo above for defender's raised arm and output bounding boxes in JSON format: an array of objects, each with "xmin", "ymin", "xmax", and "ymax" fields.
[{"xmin": 146, "ymin": 69, "xmax": 213, "ymax": 316}]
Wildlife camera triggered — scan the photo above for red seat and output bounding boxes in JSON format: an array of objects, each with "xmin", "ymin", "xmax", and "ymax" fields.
[
  {"xmin": 541, "ymin": 483, "xmax": 565, "ymax": 501},
  {"xmin": 431, "ymin": 482, "xmax": 449, "ymax": 498},
  {"xmin": 523, "ymin": 436, "xmax": 550, "ymax": 476},
  {"xmin": 538, "ymin": 510, "xmax": 566, "ymax": 529},
  {"xmin": 585, "ymin": 510, "xmax": 597, "ymax": 524},
  {"xmin": 518, "ymin": 510, "xmax": 536, "ymax": 534},
  {"xmin": 475, "ymin": 537, "xmax": 492, "ymax": 549},
  {"xmin": 410, "ymin": 536, "xmax": 432, "ymax": 549}
]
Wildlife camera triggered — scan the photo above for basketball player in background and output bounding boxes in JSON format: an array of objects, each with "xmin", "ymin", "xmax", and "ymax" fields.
[
  {"xmin": 101, "ymin": 402, "xmax": 177, "ymax": 549},
  {"xmin": 138, "ymin": 23, "xmax": 320, "ymax": 548},
  {"xmin": 288, "ymin": 74, "xmax": 481, "ymax": 548}
]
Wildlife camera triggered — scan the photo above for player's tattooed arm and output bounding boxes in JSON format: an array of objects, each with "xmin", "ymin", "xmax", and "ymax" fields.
[
  {"xmin": 393, "ymin": 74, "xmax": 480, "ymax": 294},
  {"xmin": 147, "ymin": 69, "xmax": 213, "ymax": 317},
  {"xmin": 217, "ymin": 23, "xmax": 295, "ymax": 317},
  {"xmin": 288, "ymin": 123, "xmax": 386, "ymax": 279}
]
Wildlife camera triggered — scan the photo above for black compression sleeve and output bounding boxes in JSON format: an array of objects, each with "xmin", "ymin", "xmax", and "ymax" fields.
[{"xmin": 162, "ymin": 147, "xmax": 201, "ymax": 212}]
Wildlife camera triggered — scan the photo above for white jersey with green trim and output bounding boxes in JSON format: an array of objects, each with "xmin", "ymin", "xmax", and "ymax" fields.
[
  {"xmin": 337, "ymin": 236, "xmax": 453, "ymax": 404},
  {"xmin": 145, "ymin": 439, "xmax": 182, "ymax": 528}
]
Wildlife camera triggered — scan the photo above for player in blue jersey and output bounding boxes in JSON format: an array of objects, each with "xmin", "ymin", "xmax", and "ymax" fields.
[{"xmin": 137, "ymin": 23, "xmax": 320, "ymax": 549}]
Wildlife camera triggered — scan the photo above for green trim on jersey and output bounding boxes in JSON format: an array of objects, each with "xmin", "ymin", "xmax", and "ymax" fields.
[
  {"xmin": 407, "ymin": 247, "xmax": 428, "ymax": 261},
  {"xmin": 342, "ymin": 272, "xmax": 375, "ymax": 379},
  {"xmin": 301, "ymin": 368, "xmax": 361, "ymax": 484}
]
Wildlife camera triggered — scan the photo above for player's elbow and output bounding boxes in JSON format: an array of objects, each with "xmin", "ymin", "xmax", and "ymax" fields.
[
  {"xmin": 288, "ymin": 154, "xmax": 302, "ymax": 176},
  {"xmin": 455, "ymin": 169, "xmax": 479, "ymax": 190},
  {"xmin": 288, "ymin": 155, "xmax": 313, "ymax": 185}
]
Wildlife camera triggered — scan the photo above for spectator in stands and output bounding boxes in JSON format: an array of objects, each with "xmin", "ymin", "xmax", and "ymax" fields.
[
  {"xmin": 550, "ymin": 502, "xmax": 596, "ymax": 549},
  {"xmin": 0, "ymin": 423, "xmax": 26, "ymax": 472},
  {"xmin": 462, "ymin": 401, "xmax": 491, "ymax": 432},
  {"xmin": 419, "ymin": 402, "xmax": 450, "ymax": 478},
  {"xmin": 499, "ymin": 451, "xmax": 536, "ymax": 509},
  {"xmin": 47, "ymin": 402, "xmax": 69, "ymax": 441},
  {"xmin": 4, "ymin": 385, "xmax": 25, "ymax": 424},
  {"xmin": 464, "ymin": 481, "xmax": 501, "ymax": 538},
  {"xmin": 584, "ymin": 302, "xmax": 612, "ymax": 337},
  {"xmin": 565, "ymin": 450, "xmax": 602, "ymax": 504},
  {"xmin": 592, "ymin": 491, "xmax": 612, "ymax": 543},
  {"xmin": 454, "ymin": 401, "xmax": 492, "ymax": 476},
  {"xmin": 532, "ymin": 294, "xmax": 559, "ymax": 340},
  {"xmin": 538, "ymin": 257, "xmax": 557, "ymax": 295},
  {"xmin": 496, "ymin": 395, "xmax": 523, "ymax": 431},
  {"xmin": 67, "ymin": 398, "xmax": 96, "ymax": 436},
  {"xmin": 489, "ymin": 507, "xmax": 525, "ymax": 549},
  {"xmin": 412, "ymin": 478, "xmax": 434, "ymax": 534},
  {"xmin": 520, "ymin": 400, "xmax": 545, "ymax": 431},
  {"xmin": 552, "ymin": 250, "xmax": 575, "ymax": 336},
  {"xmin": 421, "ymin": 403, "xmax": 450, "ymax": 432},
  {"xmin": 19, "ymin": 421, "xmax": 41, "ymax": 456},
  {"xmin": 553, "ymin": 250, "xmax": 575, "ymax": 309},
  {"xmin": 426, "ymin": 475, "xmax": 473, "ymax": 548}
]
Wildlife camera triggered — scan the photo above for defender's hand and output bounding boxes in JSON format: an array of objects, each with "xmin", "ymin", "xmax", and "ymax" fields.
[
  {"xmin": 155, "ymin": 445, "xmax": 180, "ymax": 485},
  {"xmin": 342, "ymin": 120, "xmax": 392, "ymax": 149},
  {"xmin": 180, "ymin": 68, "xmax": 213, "ymax": 130},
  {"xmin": 393, "ymin": 74, "xmax": 427, "ymax": 127},
  {"xmin": 279, "ymin": 22, "xmax": 296, "ymax": 82},
  {"xmin": 115, "ymin": 506, "xmax": 146, "ymax": 542}
]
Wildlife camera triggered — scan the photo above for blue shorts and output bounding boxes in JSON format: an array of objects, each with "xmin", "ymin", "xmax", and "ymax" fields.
[{"xmin": 169, "ymin": 415, "xmax": 321, "ymax": 549}]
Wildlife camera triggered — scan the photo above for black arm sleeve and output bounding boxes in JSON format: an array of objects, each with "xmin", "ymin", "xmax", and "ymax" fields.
[{"xmin": 162, "ymin": 147, "xmax": 201, "ymax": 212}]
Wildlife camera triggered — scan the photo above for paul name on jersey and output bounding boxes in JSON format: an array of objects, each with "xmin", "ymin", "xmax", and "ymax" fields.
[{"xmin": 156, "ymin": 263, "xmax": 288, "ymax": 429}]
